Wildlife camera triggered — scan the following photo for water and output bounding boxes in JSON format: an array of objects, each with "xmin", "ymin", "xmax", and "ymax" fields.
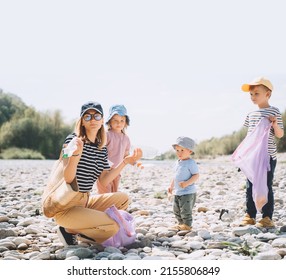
[
  {"xmin": 0, "ymin": 159, "xmax": 56, "ymax": 170},
  {"xmin": 0, "ymin": 159, "xmax": 173, "ymax": 170},
  {"xmin": 140, "ymin": 159, "xmax": 175, "ymax": 167},
  {"xmin": 0, "ymin": 158, "xmax": 230, "ymax": 171}
]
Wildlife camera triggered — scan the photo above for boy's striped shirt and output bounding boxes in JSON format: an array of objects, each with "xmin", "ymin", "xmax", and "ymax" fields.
[{"xmin": 244, "ymin": 106, "xmax": 284, "ymax": 160}]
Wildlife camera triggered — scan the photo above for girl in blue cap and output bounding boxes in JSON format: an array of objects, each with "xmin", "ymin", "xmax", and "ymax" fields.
[{"xmin": 97, "ymin": 104, "xmax": 131, "ymax": 193}]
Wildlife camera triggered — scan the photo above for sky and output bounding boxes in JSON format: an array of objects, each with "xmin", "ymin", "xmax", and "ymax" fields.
[{"xmin": 1, "ymin": 0, "xmax": 286, "ymax": 156}]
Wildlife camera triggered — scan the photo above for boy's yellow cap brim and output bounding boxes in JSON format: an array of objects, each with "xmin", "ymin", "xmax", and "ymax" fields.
[{"xmin": 241, "ymin": 77, "xmax": 273, "ymax": 92}]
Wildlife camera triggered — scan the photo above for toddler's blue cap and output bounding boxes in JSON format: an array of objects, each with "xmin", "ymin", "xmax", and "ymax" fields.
[{"xmin": 172, "ymin": 136, "xmax": 196, "ymax": 153}]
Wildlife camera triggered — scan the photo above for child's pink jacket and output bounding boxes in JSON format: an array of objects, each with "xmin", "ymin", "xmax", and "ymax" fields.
[{"xmin": 232, "ymin": 117, "xmax": 272, "ymax": 211}]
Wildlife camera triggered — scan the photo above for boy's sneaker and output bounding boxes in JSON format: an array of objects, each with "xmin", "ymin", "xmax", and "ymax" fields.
[
  {"xmin": 57, "ymin": 226, "xmax": 78, "ymax": 246},
  {"xmin": 240, "ymin": 214, "xmax": 256, "ymax": 226},
  {"xmin": 256, "ymin": 216, "xmax": 275, "ymax": 228}
]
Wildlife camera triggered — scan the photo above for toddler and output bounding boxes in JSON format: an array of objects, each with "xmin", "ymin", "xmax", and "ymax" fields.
[{"xmin": 168, "ymin": 136, "xmax": 199, "ymax": 231}]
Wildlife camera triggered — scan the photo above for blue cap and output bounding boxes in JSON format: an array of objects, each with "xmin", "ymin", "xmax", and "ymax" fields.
[
  {"xmin": 106, "ymin": 104, "xmax": 130, "ymax": 125},
  {"xmin": 172, "ymin": 136, "xmax": 196, "ymax": 153}
]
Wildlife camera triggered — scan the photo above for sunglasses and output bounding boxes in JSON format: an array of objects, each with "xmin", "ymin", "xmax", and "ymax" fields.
[{"xmin": 83, "ymin": 113, "xmax": 103, "ymax": 121}]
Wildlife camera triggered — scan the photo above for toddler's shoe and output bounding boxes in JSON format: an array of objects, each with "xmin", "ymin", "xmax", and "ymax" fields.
[
  {"xmin": 256, "ymin": 216, "xmax": 275, "ymax": 228},
  {"xmin": 170, "ymin": 224, "xmax": 192, "ymax": 231},
  {"xmin": 240, "ymin": 214, "xmax": 256, "ymax": 226},
  {"xmin": 170, "ymin": 224, "xmax": 182, "ymax": 231},
  {"xmin": 179, "ymin": 224, "xmax": 192, "ymax": 231}
]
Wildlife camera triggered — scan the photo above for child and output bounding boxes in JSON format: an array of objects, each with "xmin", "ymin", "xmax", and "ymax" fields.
[
  {"xmin": 240, "ymin": 77, "xmax": 284, "ymax": 228},
  {"xmin": 168, "ymin": 136, "xmax": 199, "ymax": 231},
  {"xmin": 97, "ymin": 104, "xmax": 131, "ymax": 194}
]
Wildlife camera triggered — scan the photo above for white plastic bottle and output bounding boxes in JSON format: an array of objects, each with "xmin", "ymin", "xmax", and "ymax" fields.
[{"xmin": 62, "ymin": 137, "xmax": 77, "ymax": 158}]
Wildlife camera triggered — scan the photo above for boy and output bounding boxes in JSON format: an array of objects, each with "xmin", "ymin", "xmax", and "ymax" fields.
[
  {"xmin": 168, "ymin": 136, "xmax": 199, "ymax": 231},
  {"xmin": 240, "ymin": 77, "xmax": 284, "ymax": 228}
]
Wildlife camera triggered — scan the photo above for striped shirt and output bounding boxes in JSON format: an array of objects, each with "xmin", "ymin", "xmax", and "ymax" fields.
[
  {"xmin": 64, "ymin": 134, "xmax": 110, "ymax": 192},
  {"xmin": 244, "ymin": 106, "xmax": 284, "ymax": 160}
]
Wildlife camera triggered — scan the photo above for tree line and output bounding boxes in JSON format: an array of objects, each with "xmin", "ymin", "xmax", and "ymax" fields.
[
  {"xmin": 157, "ymin": 113, "xmax": 286, "ymax": 159},
  {"xmin": 1, "ymin": 90, "xmax": 286, "ymax": 159},
  {"xmin": 195, "ymin": 110, "xmax": 286, "ymax": 157},
  {"xmin": 0, "ymin": 91, "xmax": 73, "ymax": 159}
]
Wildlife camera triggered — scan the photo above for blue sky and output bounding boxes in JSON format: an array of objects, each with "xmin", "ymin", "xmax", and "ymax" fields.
[{"xmin": 1, "ymin": 0, "xmax": 286, "ymax": 155}]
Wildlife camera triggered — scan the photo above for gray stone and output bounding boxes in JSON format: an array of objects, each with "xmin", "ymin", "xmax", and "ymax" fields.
[
  {"xmin": 108, "ymin": 253, "xmax": 125, "ymax": 260},
  {"xmin": 271, "ymin": 238, "xmax": 286, "ymax": 248},
  {"xmin": 232, "ymin": 226, "xmax": 261, "ymax": 236},
  {"xmin": 66, "ymin": 247, "xmax": 94, "ymax": 259},
  {"xmin": 0, "ymin": 228, "xmax": 17, "ymax": 239}
]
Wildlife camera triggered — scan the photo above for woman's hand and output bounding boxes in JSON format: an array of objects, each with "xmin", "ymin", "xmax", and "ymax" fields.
[
  {"xmin": 99, "ymin": 148, "xmax": 143, "ymax": 187},
  {"xmin": 123, "ymin": 148, "xmax": 143, "ymax": 165},
  {"xmin": 63, "ymin": 137, "xmax": 83, "ymax": 183},
  {"xmin": 73, "ymin": 137, "xmax": 83, "ymax": 156}
]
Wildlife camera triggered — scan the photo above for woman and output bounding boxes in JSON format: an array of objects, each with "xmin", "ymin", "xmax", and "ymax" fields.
[{"xmin": 54, "ymin": 101, "xmax": 142, "ymax": 246}]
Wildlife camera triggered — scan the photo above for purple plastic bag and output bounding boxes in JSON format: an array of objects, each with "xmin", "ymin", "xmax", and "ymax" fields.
[
  {"xmin": 102, "ymin": 205, "xmax": 136, "ymax": 248},
  {"xmin": 232, "ymin": 117, "xmax": 271, "ymax": 211}
]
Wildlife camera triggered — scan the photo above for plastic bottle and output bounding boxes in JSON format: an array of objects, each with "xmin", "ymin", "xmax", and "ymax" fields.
[{"xmin": 62, "ymin": 137, "xmax": 77, "ymax": 158}]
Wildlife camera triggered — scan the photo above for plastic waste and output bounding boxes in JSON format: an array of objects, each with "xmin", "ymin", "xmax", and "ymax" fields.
[
  {"xmin": 231, "ymin": 117, "xmax": 271, "ymax": 211},
  {"xmin": 62, "ymin": 137, "xmax": 77, "ymax": 158},
  {"xmin": 102, "ymin": 205, "xmax": 136, "ymax": 248}
]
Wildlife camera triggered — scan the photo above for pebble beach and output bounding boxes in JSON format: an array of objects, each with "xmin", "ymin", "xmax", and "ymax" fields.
[{"xmin": 1, "ymin": 154, "xmax": 286, "ymax": 260}]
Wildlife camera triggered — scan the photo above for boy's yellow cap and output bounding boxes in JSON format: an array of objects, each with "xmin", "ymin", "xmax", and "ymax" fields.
[{"xmin": 241, "ymin": 77, "xmax": 273, "ymax": 92}]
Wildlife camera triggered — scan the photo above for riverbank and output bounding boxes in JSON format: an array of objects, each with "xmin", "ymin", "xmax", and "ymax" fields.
[{"xmin": 0, "ymin": 154, "xmax": 286, "ymax": 260}]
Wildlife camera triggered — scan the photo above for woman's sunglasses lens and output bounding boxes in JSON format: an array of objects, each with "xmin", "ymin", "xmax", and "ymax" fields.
[
  {"xmin": 84, "ymin": 114, "xmax": 102, "ymax": 121},
  {"xmin": 84, "ymin": 115, "xmax": 92, "ymax": 121}
]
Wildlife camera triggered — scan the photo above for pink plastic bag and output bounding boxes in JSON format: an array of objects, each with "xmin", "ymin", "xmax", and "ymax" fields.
[
  {"xmin": 102, "ymin": 205, "xmax": 136, "ymax": 248},
  {"xmin": 232, "ymin": 117, "xmax": 271, "ymax": 211}
]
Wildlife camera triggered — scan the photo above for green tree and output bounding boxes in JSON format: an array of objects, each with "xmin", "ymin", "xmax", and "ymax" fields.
[
  {"xmin": 0, "ymin": 110, "xmax": 73, "ymax": 159},
  {"xmin": 0, "ymin": 92, "xmax": 27, "ymax": 126},
  {"xmin": 38, "ymin": 110, "xmax": 73, "ymax": 158}
]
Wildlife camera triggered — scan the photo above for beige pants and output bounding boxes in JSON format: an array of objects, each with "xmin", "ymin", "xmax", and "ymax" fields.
[{"xmin": 54, "ymin": 191, "xmax": 129, "ymax": 244}]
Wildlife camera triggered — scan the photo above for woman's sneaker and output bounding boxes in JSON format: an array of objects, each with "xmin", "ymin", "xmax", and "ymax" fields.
[
  {"xmin": 57, "ymin": 226, "xmax": 78, "ymax": 246},
  {"xmin": 77, "ymin": 233, "xmax": 97, "ymax": 244}
]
